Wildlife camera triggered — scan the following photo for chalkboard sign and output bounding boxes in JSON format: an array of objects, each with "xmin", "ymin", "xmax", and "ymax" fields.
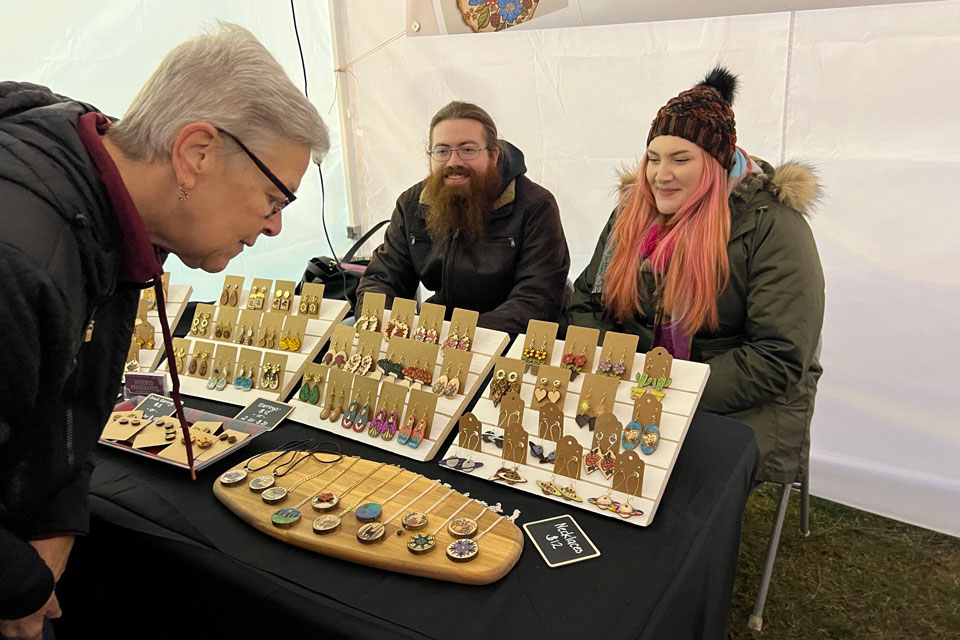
[
  {"xmin": 522, "ymin": 514, "xmax": 601, "ymax": 568},
  {"xmin": 133, "ymin": 394, "xmax": 177, "ymax": 421},
  {"xmin": 233, "ymin": 397, "xmax": 294, "ymax": 431}
]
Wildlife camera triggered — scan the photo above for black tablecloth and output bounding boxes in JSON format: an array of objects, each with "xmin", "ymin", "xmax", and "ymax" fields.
[{"xmin": 56, "ymin": 403, "xmax": 756, "ymax": 640}]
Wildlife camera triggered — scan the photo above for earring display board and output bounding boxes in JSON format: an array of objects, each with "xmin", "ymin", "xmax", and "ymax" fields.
[
  {"xmin": 213, "ymin": 454, "xmax": 523, "ymax": 585},
  {"xmin": 438, "ymin": 327, "xmax": 710, "ymax": 527},
  {"xmin": 97, "ymin": 396, "xmax": 270, "ymax": 471},
  {"xmin": 157, "ymin": 280, "xmax": 350, "ymax": 405},
  {"xmin": 288, "ymin": 309, "xmax": 509, "ymax": 462},
  {"xmin": 135, "ymin": 273, "xmax": 193, "ymax": 372}
]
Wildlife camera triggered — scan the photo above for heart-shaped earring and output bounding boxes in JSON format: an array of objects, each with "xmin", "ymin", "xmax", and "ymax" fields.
[
  {"xmin": 533, "ymin": 377, "xmax": 548, "ymax": 403},
  {"xmin": 546, "ymin": 379, "xmax": 561, "ymax": 404}
]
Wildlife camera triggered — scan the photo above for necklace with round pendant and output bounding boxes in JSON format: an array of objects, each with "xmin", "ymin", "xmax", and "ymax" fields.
[
  {"xmin": 446, "ymin": 538, "xmax": 479, "ymax": 562},
  {"xmin": 354, "ymin": 502, "xmax": 382, "ymax": 523},
  {"xmin": 311, "ymin": 492, "xmax": 339, "ymax": 511},
  {"xmin": 313, "ymin": 514, "xmax": 342, "ymax": 534},
  {"xmin": 271, "ymin": 507, "xmax": 302, "ymax": 528},
  {"xmin": 401, "ymin": 511, "xmax": 428, "ymax": 531},
  {"xmin": 248, "ymin": 475, "xmax": 275, "ymax": 492},
  {"xmin": 447, "ymin": 517, "xmax": 479, "ymax": 539},
  {"xmin": 407, "ymin": 533, "xmax": 436, "ymax": 555},
  {"xmin": 219, "ymin": 469, "xmax": 247, "ymax": 486},
  {"xmin": 261, "ymin": 486, "xmax": 288, "ymax": 504},
  {"xmin": 356, "ymin": 522, "xmax": 386, "ymax": 544}
]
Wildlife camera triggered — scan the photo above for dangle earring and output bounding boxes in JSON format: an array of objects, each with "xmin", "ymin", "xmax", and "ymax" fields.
[
  {"xmin": 584, "ymin": 431, "xmax": 604, "ymax": 476},
  {"xmin": 442, "ymin": 324, "xmax": 460, "ymax": 355},
  {"xmin": 178, "ymin": 185, "xmax": 188, "ymax": 201},
  {"xmin": 533, "ymin": 377, "xmax": 548, "ymax": 404},
  {"xmin": 443, "ymin": 366, "xmax": 462, "ymax": 398},
  {"xmin": 559, "ymin": 456, "xmax": 583, "ymax": 502},
  {"xmin": 489, "ymin": 369, "xmax": 506, "ymax": 405},
  {"xmin": 600, "ymin": 433, "xmax": 617, "ymax": 480}
]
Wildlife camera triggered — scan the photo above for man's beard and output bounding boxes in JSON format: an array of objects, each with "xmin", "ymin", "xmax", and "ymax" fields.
[{"xmin": 422, "ymin": 163, "xmax": 502, "ymax": 242}]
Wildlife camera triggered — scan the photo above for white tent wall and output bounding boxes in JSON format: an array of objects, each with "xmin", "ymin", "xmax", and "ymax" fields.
[
  {"xmin": 0, "ymin": 0, "xmax": 352, "ymax": 302},
  {"xmin": 335, "ymin": 0, "xmax": 960, "ymax": 537}
]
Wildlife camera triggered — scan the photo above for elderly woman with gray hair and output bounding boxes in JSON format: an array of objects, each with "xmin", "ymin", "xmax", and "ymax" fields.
[{"xmin": 0, "ymin": 22, "xmax": 327, "ymax": 639}]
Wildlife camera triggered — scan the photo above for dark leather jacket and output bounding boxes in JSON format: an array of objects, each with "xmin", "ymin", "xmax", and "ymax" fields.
[{"xmin": 356, "ymin": 142, "xmax": 570, "ymax": 334}]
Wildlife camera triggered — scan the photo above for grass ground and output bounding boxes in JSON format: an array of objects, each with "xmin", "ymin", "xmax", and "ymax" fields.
[{"xmin": 727, "ymin": 484, "xmax": 960, "ymax": 639}]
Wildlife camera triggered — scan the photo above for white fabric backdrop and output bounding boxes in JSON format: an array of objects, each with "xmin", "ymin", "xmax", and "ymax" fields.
[
  {"xmin": 334, "ymin": 0, "xmax": 960, "ymax": 537},
  {"xmin": 0, "ymin": 0, "xmax": 352, "ymax": 302}
]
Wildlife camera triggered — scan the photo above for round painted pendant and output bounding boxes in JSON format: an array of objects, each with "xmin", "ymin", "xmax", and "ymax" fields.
[
  {"xmin": 401, "ymin": 511, "xmax": 428, "ymax": 531},
  {"xmin": 356, "ymin": 522, "xmax": 386, "ymax": 544},
  {"xmin": 354, "ymin": 503, "xmax": 382, "ymax": 523},
  {"xmin": 311, "ymin": 492, "xmax": 339, "ymax": 511},
  {"xmin": 407, "ymin": 533, "xmax": 436, "ymax": 555},
  {"xmin": 313, "ymin": 515, "xmax": 342, "ymax": 535},
  {"xmin": 446, "ymin": 538, "xmax": 479, "ymax": 562},
  {"xmin": 248, "ymin": 475, "xmax": 275, "ymax": 492},
  {"xmin": 447, "ymin": 517, "xmax": 479, "ymax": 539},
  {"xmin": 261, "ymin": 487, "xmax": 288, "ymax": 504},
  {"xmin": 271, "ymin": 507, "xmax": 302, "ymax": 528},
  {"xmin": 219, "ymin": 469, "xmax": 247, "ymax": 486}
]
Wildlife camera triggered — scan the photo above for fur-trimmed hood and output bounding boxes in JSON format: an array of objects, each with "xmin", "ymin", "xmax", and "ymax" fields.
[{"xmin": 617, "ymin": 157, "xmax": 822, "ymax": 215}]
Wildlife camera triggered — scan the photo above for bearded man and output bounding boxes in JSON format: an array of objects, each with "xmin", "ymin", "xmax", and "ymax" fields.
[{"xmin": 355, "ymin": 101, "xmax": 569, "ymax": 334}]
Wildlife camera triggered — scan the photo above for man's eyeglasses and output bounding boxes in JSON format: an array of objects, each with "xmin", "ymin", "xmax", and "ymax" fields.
[
  {"xmin": 216, "ymin": 127, "xmax": 296, "ymax": 216},
  {"xmin": 427, "ymin": 145, "xmax": 488, "ymax": 161}
]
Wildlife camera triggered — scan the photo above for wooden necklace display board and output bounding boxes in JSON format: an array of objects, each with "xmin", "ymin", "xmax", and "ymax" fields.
[
  {"xmin": 213, "ymin": 454, "xmax": 523, "ymax": 585},
  {"xmin": 135, "ymin": 273, "xmax": 193, "ymax": 372},
  {"xmin": 439, "ymin": 325, "xmax": 710, "ymax": 526},
  {"xmin": 157, "ymin": 278, "xmax": 349, "ymax": 404},
  {"xmin": 288, "ymin": 306, "xmax": 509, "ymax": 462}
]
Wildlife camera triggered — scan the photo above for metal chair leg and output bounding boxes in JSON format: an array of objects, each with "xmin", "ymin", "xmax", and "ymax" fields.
[
  {"xmin": 748, "ymin": 482, "xmax": 792, "ymax": 632},
  {"xmin": 799, "ymin": 475, "xmax": 810, "ymax": 537}
]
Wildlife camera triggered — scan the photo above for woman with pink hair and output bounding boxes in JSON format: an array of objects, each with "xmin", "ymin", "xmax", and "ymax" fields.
[{"xmin": 569, "ymin": 67, "xmax": 825, "ymax": 484}]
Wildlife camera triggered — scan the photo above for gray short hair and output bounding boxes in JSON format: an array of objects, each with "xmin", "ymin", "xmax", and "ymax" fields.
[{"xmin": 110, "ymin": 22, "xmax": 329, "ymax": 164}]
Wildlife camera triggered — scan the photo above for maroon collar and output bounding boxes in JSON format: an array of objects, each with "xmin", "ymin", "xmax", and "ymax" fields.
[{"xmin": 77, "ymin": 112, "xmax": 163, "ymax": 284}]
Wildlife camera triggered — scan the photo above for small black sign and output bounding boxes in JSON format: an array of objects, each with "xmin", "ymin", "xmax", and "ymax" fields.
[
  {"xmin": 522, "ymin": 514, "xmax": 601, "ymax": 568},
  {"xmin": 133, "ymin": 394, "xmax": 177, "ymax": 421},
  {"xmin": 233, "ymin": 397, "xmax": 294, "ymax": 431}
]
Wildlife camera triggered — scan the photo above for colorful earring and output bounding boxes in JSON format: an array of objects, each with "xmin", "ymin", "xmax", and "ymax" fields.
[
  {"xmin": 443, "ymin": 366, "xmax": 462, "ymax": 398},
  {"xmin": 640, "ymin": 424, "xmax": 661, "ymax": 455}
]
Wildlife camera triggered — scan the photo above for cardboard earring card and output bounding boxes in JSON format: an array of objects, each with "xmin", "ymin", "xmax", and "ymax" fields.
[
  {"xmin": 237, "ymin": 348, "xmax": 264, "ymax": 390},
  {"xmin": 405, "ymin": 388, "xmax": 440, "ymax": 440},
  {"xmin": 446, "ymin": 308, "xmax": 479, "ymax": 351},
  {"xmin": 638, "ymin": 346, "xmax": 674, "ymax": 392},
  {"xmin": 522, "ymin": 319, "xmax": 560, "ymax": 370},
  {"xmin": 270, "ymin": 279, "xmax": 298, "ymax": 314},
  {"xmin": 437, "ymin": 349, "xmax": 473, "ymax": 394},
  {"xmin": 259, "ymin": 352, "xmax": 289, "ymax": 392},
  {"xmin": 298, "ymin": 282, "xmax": 325, "ymax": 318},
  {"xmin": 385, "ymin": 336, "xmax": 415, "ymax": 367},
  {"xmin": 257, "ymin": 313, "xmax": 285, "ymax": 350},
  {"xmin": 188, "ymin": 303, "xmax": 217, "ymax": 339},
  {"xmin": 498, "ymin": 392, "xmax": 525, "ymax": 431},
  {"xmin": 355, "ymin": 329, "xmax": 384, "ymax": 371},
  {"xmin": 537, "ymin": 403, "xmax": 565, "ymax": 442},
  {"xmin": 561, "ymin": 325, "xmax": 601, "ymax": 377},
  {"xmin": 416, "ymin": 302, "xmax": 446, "ymax": 339},
  {"xmin": 529, "ymin": 364, "xmax": 570, "ymax": 411},
  {"xmin": 188, "ymin": 341, "xmax": 216, "ymax": 379},
  {"xmin": 632, "ymin": 393, "xmax": 663, "ymax": 426},
  {"xmin": 358, "ymin": 292, "xmax": 386, "ymax": 331},
  {"xmin": 350, "ymin": 373, "xmax": 379, "ymax": 411},
  {"xmin": 592, "ymin": 414, "xmax": 623, "ymax": 458},
  {"xmin": 458, "ymin": 414, "xmax": 483, "ymax": 451},
  {"xmin": 596, "ymin": 331, "xmax": 640, "ymax": 381},
  {"xmin": 246, "ymin": 278, "xmax": 273, "ymax": 311},
  {"xmin": 376, "ymin": 379, "xmax": 409, "ymax": 419},
  {"xmin": 212, "ymin": 345, "xmax": 239, "ymax": 382},
  {"xmin": 553, "ymin": 436, "xmax": 583, "ymax": 480},
  {"xmin": 213, "ymin": 306, "xmax": 240, "ymax": 343},
  {"xmin": 386, "ymin": 297, "xmax": 417, "ymax": 339},
  {"xmin": 126, "ymin": 338, "xmax": 140, "ymax": 365},
  {"xmin": 193, "ymin": 428, "xmax": 250, "ymax": 462},
  {"xmin": 101, "ymin": 410, "xmax": 146, "ymax": 441},
  {"xmin": 324, "ymin": 366, "xmax": 355, "ymax": 411},
  {"xmin": 577, "ymin": 374, "xmax": 620, "ymax": 417},
  {"xmin": 326, "ymin": 324, "xmax": 356, "ymax": 361},
  {"xmin": 613, "ymin": 451, "xmax": 645, "ymax": 498},
  {"xmin": 490, "ymin": 357, "xmax": 525, "ymax": 402},
  {"xmin": 219, "ymin": 274, "xmax": 245, "ymax": 308},
  {"xmin": 280, "ymin": 315, "xmax": 309, "ymax": 352},
  {"xmin": 502, "ymin": 421, "xmax": 529, "ymax": 465},
  {"xmin": 169, "ymin": 338, "xmax": 192, "ymax": 376},
  {"xmin": 298, "ymin": 361, "xmax": 328, "ymax": 402},
  {"xmin": 235, "ymin": 310, "xmax": 263, "ymax": 346}
]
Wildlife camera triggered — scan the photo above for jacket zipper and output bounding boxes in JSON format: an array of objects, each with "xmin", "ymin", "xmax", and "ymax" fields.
[{"xmin": 441, "ymin": 230, "xmax": 461, "ymax": 305}]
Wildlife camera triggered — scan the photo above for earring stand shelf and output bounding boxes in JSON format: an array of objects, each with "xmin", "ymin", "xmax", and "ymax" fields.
[
  {"xmin": 439, "ymin": 333, "xmax": 710, "ymax": 527},
  {"xmin": 157, "ymin": 288, "xmax": 350, "ymax": 404},
  {"xmin": 214, "ymin": 454, "xmax": 523, "ymax": 584},
  {"xmin": 287, "ymin": 310, "xmax": 509, "ymax": 463},
  {"xmin": 138, "ymin": 283, "xmax": 193, "ymax": 372}
]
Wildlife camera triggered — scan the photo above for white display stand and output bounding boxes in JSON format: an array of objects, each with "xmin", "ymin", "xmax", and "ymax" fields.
[
  {"xmin": 440, "ymin": 334, "xmax": 710, "ymax": 526},
  {"xmin": 158, "ymin": 288, "xmax": 349, "ymax": 405},
  {"xmin": 138, "ymin": 284, "xmax": 192, "ymax": 372},
  {"xmin": 288, "ymin": 310, "xmax": 509, "ymax": 462}
]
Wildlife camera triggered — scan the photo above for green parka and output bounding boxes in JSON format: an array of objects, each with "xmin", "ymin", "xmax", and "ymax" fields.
[{"xmin": 569, "ymin": 159, "xmax": 824, "ymax": 483}]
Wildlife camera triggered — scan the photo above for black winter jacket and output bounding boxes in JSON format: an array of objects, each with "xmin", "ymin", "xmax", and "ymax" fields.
[
  {"xmin": 356, "ymin": 142, "xmax": 570, "ymax": 334},
  {"xmin": 0, "ymin": 82, "xmax": 141, "ymax": 619}
]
